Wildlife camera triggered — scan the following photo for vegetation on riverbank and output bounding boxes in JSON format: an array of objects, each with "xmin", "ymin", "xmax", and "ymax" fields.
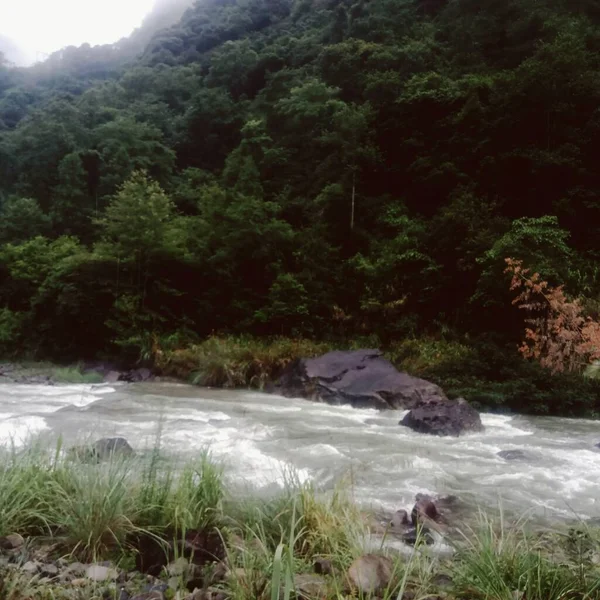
[
  {"xmin": 151, "ymin": 334, "xmax": 600, "ymax": 418},
  {"xmin": 0, "ymin": 441, "xmax": 600, "ymax": 599}
]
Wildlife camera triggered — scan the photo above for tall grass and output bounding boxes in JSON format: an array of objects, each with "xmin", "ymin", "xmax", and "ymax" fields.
[
  {"xmin": 0, "ymin": 444, "xmax": 54, "ymax": 536},
  {"xmin": 0, "ymin": 438, "xmax": 226, "ymax": 562},
  {"xmin": 155, "ymin": 335, "xmax": 337, "ymax": 388},
  {"xmin": 47, "ymin": 456, "xmax": 141, "ymax": 559},
  {"xmin": 2, "ymin": 438, "xmax": 600, "ymax": 600},
  {"xmin": 453, "ymin": 510, "xmax": 600, "ymax": 600}
]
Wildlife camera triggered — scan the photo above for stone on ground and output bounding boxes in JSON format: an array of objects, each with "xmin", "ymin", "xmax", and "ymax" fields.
[
  {"xmin": 346, "ymin": 554, "xmax": 394, "ymax": 594},
  {"xmin": 85, "ymin": 563, "xmax": 119, "ymax": 581}
]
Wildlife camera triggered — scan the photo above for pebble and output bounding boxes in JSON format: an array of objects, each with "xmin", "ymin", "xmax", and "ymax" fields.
[
  {"xmin": 167, "ymin": 556, "xmax": 190, "ymax": 576},
  {"xmin": 21, "ymin": 560, "xmax": 40, "ymax": 575},
  {"xmin": 40, "ymin": 563, "xmax": 59, "ymax": 577},
  {"xmin": 86, "ymin": 564, "xmax": 119, "ymax": 581},
  {"xmin": 0, "ymin": 533, "xmax": 25, "ymax": 550},
  {"xmin": 60, "ymin": 561, "xmax": 87, "ymax": 581}
]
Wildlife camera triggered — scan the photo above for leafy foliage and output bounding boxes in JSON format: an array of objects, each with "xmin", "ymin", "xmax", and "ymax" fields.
[
  {"xmin": 0, "ymin": 0, "xmax": 600, "ymax": 412},
  {"xmin": 505, "ymin": 258, "xmax": 600, "ymax": 373}
]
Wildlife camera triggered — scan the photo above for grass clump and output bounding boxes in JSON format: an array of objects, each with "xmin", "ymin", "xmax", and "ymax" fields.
[
  {"xmin": 155, "ymin": 335, "xmax": 336, "ymax": 388},
  {"xmin": 47, "ymin": 456, "xmax": 141, "ymax": 560},
  {"xmin": 0, "ymin": 445, "xmax": 54, "ymax": 536},
  {"xmin": 51, "ymin": 366, "xmax": 104, "ymax": 384},
  {"xmin": 453, "ymin": 512, "xmax": 600, "ymax": 600},
  {"xmin": 0, "ymin": 438, "xmax": 227, "ymax": 563}
]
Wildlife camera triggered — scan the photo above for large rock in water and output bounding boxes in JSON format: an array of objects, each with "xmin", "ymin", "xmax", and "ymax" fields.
[
  {"xmin": 272, "ymin": 349, "xmax": 447, "ymax": 409},
  {"xmin": 400, "ymin": 397, "xmax": 483, "ymax": 437},
  {"xmin": 68, "ymin": 437, "xmax": 134, "ymax": 462}
]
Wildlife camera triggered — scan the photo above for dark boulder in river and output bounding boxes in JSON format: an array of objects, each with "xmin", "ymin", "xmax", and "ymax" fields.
[
  {"xmin": 400, "ymin": 397, "xmax": 484, "ymax": 437},
  {"xmin": 271, "ymin": 349, "xmax": 448, "ymax": 410},
  {"xmin": 68, "ymin": 437, "xmax": 134, "ymax": 462},
  {"xmin": 498, "ymin": 449, "xmax": 529, "ymax": 461}
]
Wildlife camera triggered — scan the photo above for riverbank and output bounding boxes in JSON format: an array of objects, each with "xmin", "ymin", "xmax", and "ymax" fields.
[
  {"xmin": 1, "ymin": 441, "xmax": 599, "ymax": 600},
  {"xmin": 2, "ymin": 333, "xmax": 600, "ymax": 417}
]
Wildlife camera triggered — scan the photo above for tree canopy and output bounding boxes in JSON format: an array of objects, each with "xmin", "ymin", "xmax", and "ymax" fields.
[{"xmin": 0, "ymin": 0, "xmax": 599, "ymax": 377}]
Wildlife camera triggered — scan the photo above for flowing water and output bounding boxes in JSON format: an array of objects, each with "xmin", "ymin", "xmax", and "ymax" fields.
[{"xmin": 1, "ymin": 381, "xmax": 599, "ymax": 521}]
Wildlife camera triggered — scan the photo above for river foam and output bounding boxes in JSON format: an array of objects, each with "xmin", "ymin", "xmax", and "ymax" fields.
[{"xmin": 0, "ymin": 382, "xmax": 599, "ymax": 519}]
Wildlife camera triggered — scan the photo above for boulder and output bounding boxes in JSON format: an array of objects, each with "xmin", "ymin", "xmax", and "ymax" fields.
[
  {"xmin": 129, "ymin": 527, "xmax": 225, "ymax": 579},
  {"xmin": 69, "ymin": 437, "xmax": 134, "ymax": 462},
  {"xmin": 271, "ymin": 349, "xmax": 447, "ymax": 410},
  {"xmin": 497, "ymin": 450, "xmax": 528, "ymax": 461},
  {"xmin": 400, "ymin": 397, "xmax": 483, "ymax": 437},
  {"xmin": 411, "ymin": 494, "xmax": 439, "ymax": 526},
  {"xmin": 104, "ymin": 370, "xmax": 122, "ymax": 383},
  {"xmin": 294, "ymin": 573, "xmax": 328, "ymax": 599},
  {"xmin": 390, "ymin": 509, "xmax": 410, "ymax": 529},
  {"xmin": 120, "ymin": 368, "xmax": 153, "ymax": 383},
  {"xmin": 346, "ymin": 554, "xmax": 394, "ymax": 595},
  {"xmin": 314, "ymin": 558, "xmax": 334, "ymax": 576}
]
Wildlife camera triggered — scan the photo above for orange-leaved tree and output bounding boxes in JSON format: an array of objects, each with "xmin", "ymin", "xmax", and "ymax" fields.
[{"xmin": 504, "ymin": 257, "xmax": 600, "ymax": 373}]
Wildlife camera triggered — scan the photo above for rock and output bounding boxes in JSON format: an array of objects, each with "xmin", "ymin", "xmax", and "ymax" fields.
[
  {"xmin": 131, "ymin": 593, "xmax": 164, "ymax": 600},
  {"xmin": 411, "ymin": 494, "xmax": 439, "ymax": 526},
  {"xmin": 401, "ymin": 527, "xmax": 435, "ymax": 547},
  {"xmin": 21, "ymin": 560, "xmax": 40, "ymax": 574},
  {"xmin": 211, "ymin": 561, "xmax": 229, "ymax": 583},
  {"xmin": 346, "ymin": 554, "xmax": 394, "ymax": 595},
  {"xmin": 271, "ymin": 349, "xmax": 448, "ymax": 410},
  {"xmin": 314, "ymin": 558, "xmax": 334, "ymax": 576},
  {"xmin": 85, "ymin": 564, "xmax": 119, "ymax": 581},
  {"xmin": 431, "ymin": 573, "xmax": 453, "ymax": 588},
  {"xmin": 60, "ymin": 562, "xmax": 87, "ymax": 581},
  {"xmin": 69, "ymin": 437, "xmax": 134, "ymax": 462},
  {"xmin": 400, "ymin": 397, "xmax": 483, "ymax": 437},
  {"xmin": 105, "ymin": 370, "xmax": 122, "ymax": 383},
  {"xmin": 168, "ymin": 557, "xmax": 191, "ymax": 577},
  {"xmin": 71, "ymin": 578, "xmax": 88, "ymax": 587},
  {"xmin": 0, "ymin": 533, "xmax": 25, "ymax": 550},
  {"xmin": 92, "ymin": 437, "xmax": 134, "ymax": 459},
  {"xmin": 294, "ymin": 573, "xmax": 327, "ymax": 599},
  {"xmin": 120, "ymin": 368, "xmax": 153, "ymax": 383},
  {"xmin": 497, "ymin": 450, "xmax": 528, "ymax": 461},
  {"xmin": 390, "ymin": 510, "xmax": 410, "ymax": 528},
  {"xmin": 129, "ymin": 527, "xmax": 225, "ymax": 578},
  {"xmin": 40, "ymin": 563, "xmax": 59, "ymax": 577}
]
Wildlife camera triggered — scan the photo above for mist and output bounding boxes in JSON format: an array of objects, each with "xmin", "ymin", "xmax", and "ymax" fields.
[{"xmin": 0, "ymin": 0, "xmax": 158, "ymax": 66}]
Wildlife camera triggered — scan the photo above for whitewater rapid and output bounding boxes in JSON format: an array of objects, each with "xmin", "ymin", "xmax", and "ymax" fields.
[{"xmin": 0, "ymin": 381, "xmax": 599, "ymax": 519}]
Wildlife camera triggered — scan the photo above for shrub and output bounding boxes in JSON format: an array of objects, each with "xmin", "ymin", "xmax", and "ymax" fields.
[{"xmin": 155, "ymin": 335, "xmax": 335, "ymax": 388}]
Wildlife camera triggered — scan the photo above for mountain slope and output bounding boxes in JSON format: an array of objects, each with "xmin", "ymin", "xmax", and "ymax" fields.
[{"xmin": 0, "ymin": 0, "xmax": 598, "ymax": 417}]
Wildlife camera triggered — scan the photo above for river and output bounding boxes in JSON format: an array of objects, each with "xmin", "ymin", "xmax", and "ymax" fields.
[{"xmin": 0, "ymin": 381, "xmax": 599, "ymax": 521}]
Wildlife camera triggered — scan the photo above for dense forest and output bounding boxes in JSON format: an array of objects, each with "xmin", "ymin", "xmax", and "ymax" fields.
[{"xmin": 1, "ymin": 0, "xmax": 600, "ymax": 411}]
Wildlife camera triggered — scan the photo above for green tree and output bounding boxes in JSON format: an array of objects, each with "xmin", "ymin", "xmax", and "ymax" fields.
[
  {"xmin": 0, "ymin": 198, "xmax": 51, "ymax": 245},
  {"xmin": 51, "ymin": 152, "xmax": 93, "ymax": 237},
  {"xmin": 96, "ymin": 170, "xmax": 175, "ymax": 262}
]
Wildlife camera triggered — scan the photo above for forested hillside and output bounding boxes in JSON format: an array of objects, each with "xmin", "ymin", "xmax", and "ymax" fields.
[{"xmin": 1, "ymin": 0, "xmax": 600, "ymax": 392}]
